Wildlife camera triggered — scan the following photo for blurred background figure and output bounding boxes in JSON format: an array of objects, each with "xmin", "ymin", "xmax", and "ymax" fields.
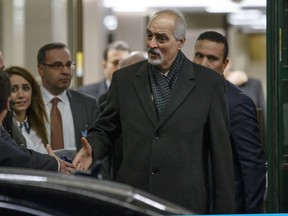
[
  {"xmin": 224, "ymin": 58, "xmax": 266, "ymax": 113},
  {"xmin": 118, "ymin": 51, "xmax": 148, "ymax": 69},
  {"xmin": 5, "ymin": 66, "xmax": 49, "ymax": 154},
  {"xmin": 78, "ymin": 40, "xmax": 131, "ymax": 101},
  {"xmin": 98, "ymin": 50, "xmax": 148, "ymax": 112}
]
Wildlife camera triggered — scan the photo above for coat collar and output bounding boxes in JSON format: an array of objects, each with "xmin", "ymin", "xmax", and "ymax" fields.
[
  {"xmin": 133, "ymin": 58, "xmax": 196, "ymax": 129},
  {"xmin": 133, "ymin": 62, "xmax": 158, "ymax": 126}
]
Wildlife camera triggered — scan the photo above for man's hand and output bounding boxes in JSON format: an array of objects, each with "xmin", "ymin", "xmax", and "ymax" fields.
[
  {"xmin": 46, "ymin": 144, "xmax": 75, "ymax": 174},
  {"xmin": 73, "ymin": 137, "xmax": 93, "ymax": 171}
]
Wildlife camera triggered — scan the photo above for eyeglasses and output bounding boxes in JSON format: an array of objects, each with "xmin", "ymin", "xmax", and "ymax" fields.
[{"xmin": 41, "ymin": 62, "xmax": 76, "ymax": 70}]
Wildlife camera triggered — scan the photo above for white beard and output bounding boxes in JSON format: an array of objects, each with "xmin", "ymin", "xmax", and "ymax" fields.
[{"xmin": 148, "ymin": 57, "xmax": 163, "ymax": 66}]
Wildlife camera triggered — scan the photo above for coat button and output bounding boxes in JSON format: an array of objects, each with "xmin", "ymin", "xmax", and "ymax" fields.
[
  {"xmin": 153, "ymin": 133, "xmax": 159, "ymax": 140},
  {"xmin": 150, "ymin": 168, "xmax": 159, "ymax": 175}
]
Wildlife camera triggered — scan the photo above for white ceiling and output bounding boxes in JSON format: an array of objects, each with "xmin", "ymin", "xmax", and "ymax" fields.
[
  {"xmin": 103, "ymin": 0, "xmax": 266, "ymax": 32},
  {"xmin": 103, "ymin": 0, "xmax": 266, "ymax": 12}
]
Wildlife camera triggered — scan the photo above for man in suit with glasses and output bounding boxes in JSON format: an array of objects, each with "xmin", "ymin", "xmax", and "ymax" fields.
[{"xmin": 37, "ymin": 43, "xmax": 98, "ymax": 155}]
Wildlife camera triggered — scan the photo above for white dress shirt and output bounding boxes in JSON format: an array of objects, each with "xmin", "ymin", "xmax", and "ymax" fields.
[
  {"xmin": 106, "ymin": 79, "xmax": 111, "ymax": 88},
  {"xmin": 17, "ymin": 119, "xmax": 48, "ymax": 154},
  {"xmin": 40, "ymin": 85, "xmax": 76, "ymax": 150}
]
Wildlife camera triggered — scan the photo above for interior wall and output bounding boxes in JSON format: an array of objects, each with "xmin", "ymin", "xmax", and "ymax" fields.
[
  {"xmin": 82, "ymin": 0, "xmax": 107, "ymax": 85},
  {"xmin": 113, "ymin": 12, "xmax": 147, "ymax": 52},
  {"xmin": 0, "ymin": 0, "xmax": 69, "ymax": 81},
  {"xmin": 25, "ymin": 0, "xmax": 53, "ymax": 76},
  {"xmin": 228, "ymin": 28, "xmax": 267, "ymax": 99},
  {"xmin": 2, "ymin": 0, "xmax": 25, "ymax": 68},
  {"xmin": 0, "ymin": 0, "xmax": 2, "ymax": 48}
]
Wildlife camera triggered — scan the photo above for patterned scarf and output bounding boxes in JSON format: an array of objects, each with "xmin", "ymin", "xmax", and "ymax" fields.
[{"xmin": 149, "ymin": 51, "xmax": 184, "ymax": 119}]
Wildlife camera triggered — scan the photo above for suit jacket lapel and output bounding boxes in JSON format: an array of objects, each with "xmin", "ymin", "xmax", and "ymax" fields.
[
  {"xmin": 156, "ymin": 58, "xmax": 196, "ymax": 129},
  {"xmin": 66, "ymin": 90, "xmax": 81, "ymax": 147},
  {"xmin": 133, "ymin": 62, "xmax": 158, "ymax": 127}
]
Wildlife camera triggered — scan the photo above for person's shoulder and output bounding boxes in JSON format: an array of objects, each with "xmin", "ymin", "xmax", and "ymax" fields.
[
  {"xmin": 111, "ymin": 60, "xmax": 148, "ymax": 83},
  {"xmin": 121, "ymin": 59, "xmax": 147, "ymax": 69},
  {"xmin": 78, "ymin": 79, "xmax": 105, "ymax": 91},
  {"xmin": 248, "ymin": 77, "xmax": 261, "ymax": 83},
  {"xmin": 68, "ymin": 89, "xmax": 97, "ymax": 102},
  {"xmin": 226, "ymin": 80, "xmax": 256, "ymax": 107},
  {"xmin": 226, "ymin": 80, "xmax": 240, "ymax": 91},
  {"xmin": 247, "ymin": 77, "xmax": 262, "ymax": 87},
  {"xmin": 117, "ymin": 60, "xmax": 147, "ymax": 74},
  {"xmin": 189, "ymin": 59, "xmax": 224, "ymax": 82}
]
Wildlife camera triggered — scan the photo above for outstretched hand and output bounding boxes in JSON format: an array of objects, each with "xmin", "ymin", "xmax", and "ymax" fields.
[
  {"xmin": 72, "ymin": 137, "xmax": 93, "ymax": 171},
  {"xmin": 46, "ymin": 144, "xmax": 75, "ymax": 174}
]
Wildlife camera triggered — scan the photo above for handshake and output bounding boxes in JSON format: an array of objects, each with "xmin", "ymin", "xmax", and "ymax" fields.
[{"xmin": 46, "ymin": 137, "xmax": 93, "ymax": 174}]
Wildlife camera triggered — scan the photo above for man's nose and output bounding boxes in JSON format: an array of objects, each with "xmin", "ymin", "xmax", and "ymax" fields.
[
  {"xmin": 61, "ymin": 66, "xmax": 70, "ymax": 74},
  {"xmin": 148, "ymin": 37, "xmax": 158, "ymax": 48},
  {"xmin": 200, "ymin": 58, "xmax": 210, "ymax": 68}
]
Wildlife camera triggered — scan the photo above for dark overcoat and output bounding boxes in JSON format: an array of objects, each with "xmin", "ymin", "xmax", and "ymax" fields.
[{"xmin": 87, "ymin": 57, "xmax": 234, "ymax": 213}]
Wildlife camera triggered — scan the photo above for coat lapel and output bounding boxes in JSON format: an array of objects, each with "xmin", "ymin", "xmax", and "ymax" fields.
[
  {"xmin": 156, "ymin": 59, "xmax": 196, "ymax": 129},
  {"xmin": 133, "ymin": 62, "xmax": 158, "ymax": 127},
  {"xmin": 66, "ymin": 90, "xmax": 81, "ymax": 148}
]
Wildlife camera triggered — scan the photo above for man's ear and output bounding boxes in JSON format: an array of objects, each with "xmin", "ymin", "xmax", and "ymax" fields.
[
  {"xmin": 178, "ymin": 38, "xmax": 186, "ymax": 50},
  {"xmin": 102, "ymin": 60, "xmax": 107, "ymax": 69},
  {"xmin": 38, "ymin": 64, "xmax": 44, "ymax": 77},
  {"xmin": 223, "ymin": 58, "xmax": 230, "ymax": 70}
]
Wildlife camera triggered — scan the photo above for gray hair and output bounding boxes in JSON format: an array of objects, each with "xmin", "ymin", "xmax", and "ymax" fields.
[{"xmin": 151, "ymin": 9, "xmax": 186, "ymax": 41}]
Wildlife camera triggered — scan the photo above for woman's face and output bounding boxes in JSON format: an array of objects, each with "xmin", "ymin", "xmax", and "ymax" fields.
[{"xmin": 10, "ymin": 74, "xmax": 32, "ymax": 115}]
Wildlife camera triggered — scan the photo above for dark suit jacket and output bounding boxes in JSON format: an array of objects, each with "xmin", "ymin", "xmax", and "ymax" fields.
[
  {"xmin": 87, "ymin": 57, "xmax": 234, "ymax": 213},
  {"xmin": 3, "ymin": 110, "xmax": 27, "ymax": 146},
  {"xmin": 67, "ymin": 89, "xmax": 99, "ymax": 151},
  {"xmin": 226, "ymin": 81, "xmax": 266, "ymax": 213},
  {"xmin": 78, "ymin": 79, "xmax": 108, "ymax": 102},
  {"xmin": 0, "ymin": 128, "xmax": 58, "ymax": 171}
]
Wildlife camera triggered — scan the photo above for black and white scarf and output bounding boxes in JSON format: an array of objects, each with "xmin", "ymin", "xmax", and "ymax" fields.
[{"xmin": 149, "ymin": 51, "xmax": 184, "ymax": 119}]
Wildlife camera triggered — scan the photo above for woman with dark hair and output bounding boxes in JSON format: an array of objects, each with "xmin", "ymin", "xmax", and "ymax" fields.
[{"xmin": 4, "ymin": 66, "xmax": 49, "ymax": 154}]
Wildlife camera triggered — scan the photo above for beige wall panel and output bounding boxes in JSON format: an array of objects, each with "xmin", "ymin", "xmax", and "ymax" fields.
[{"xmin": 82, "ymin": 0, "xmax": 107, "ymax": 85}]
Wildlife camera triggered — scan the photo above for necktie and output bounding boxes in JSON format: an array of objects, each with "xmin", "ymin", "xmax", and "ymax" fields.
[
  {"xmin": 50, "ymin": 97, "xmax": 64, "ymax": 149},
  {"xmin": 19, "ymin": 121, "xmax": 30, "ymax": 134}
]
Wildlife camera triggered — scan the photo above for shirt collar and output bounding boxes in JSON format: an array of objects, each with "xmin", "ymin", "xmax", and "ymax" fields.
[
  {"xmin": 16, "ymin": 116, "xmax": 28, "ymax": 125},
  {"xmin": 40, "ymin": 85, "xmax": 69, "ymax": 105},
  {"xmin": 162, "ymin": 71, "xmax": 169, "ymax": 77},
  {"xmin": 16, "ymin": 117, "xmax": 30, "ymax": 134}
]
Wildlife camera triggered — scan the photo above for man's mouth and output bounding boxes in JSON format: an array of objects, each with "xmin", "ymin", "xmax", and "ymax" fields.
[{"xmin": 148, "ymin": 48, "xmax": 160, "ymax": 56}]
